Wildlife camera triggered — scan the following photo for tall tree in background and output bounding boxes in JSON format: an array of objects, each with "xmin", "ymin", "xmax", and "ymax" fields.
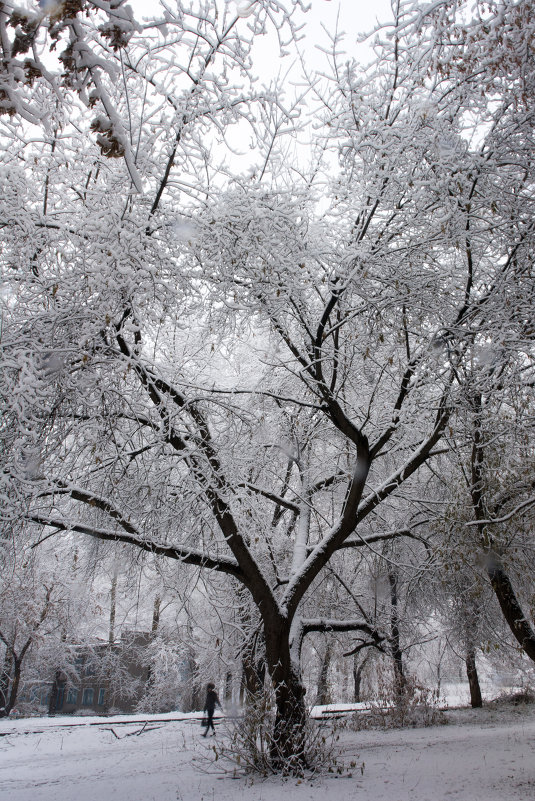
[
  {"xmin": 0, "ymin": 533, "xmax": 97, "ymax": 717},
  {"xmin": 1, "ymin": 0, "xmax": 534, "ymax": 767},
  {"xmin": 408, "ymin": 0, "xmax": 535, "ymax": 664}
]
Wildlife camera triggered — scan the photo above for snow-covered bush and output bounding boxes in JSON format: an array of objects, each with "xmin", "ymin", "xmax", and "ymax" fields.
[
  {"xmin": 351, "ymin": 670, "xmax": 446, "ymax": 730},
  {"xmin": 208, "ymin": 689, "xmax": 345, "ymax": 777}
]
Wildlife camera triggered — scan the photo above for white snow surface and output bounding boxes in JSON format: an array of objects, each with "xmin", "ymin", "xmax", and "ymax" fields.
[{"xmin": 1, "ymin": 705, "xmax": 534, "ymax": 800}]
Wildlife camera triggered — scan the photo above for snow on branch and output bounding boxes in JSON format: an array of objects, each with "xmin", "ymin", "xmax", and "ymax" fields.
[
  {"xmin": 464, "ymin": 496, "xmax": 535, "ymax": 527},
  {"xmin": 29, "ymin": 514, "xmax": 244, "ymax": 579}
]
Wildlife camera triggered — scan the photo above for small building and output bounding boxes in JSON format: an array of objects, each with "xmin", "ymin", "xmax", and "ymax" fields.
[{"xmin": 19, "ymin": 632, "xmax": 153, "ymax": 716}]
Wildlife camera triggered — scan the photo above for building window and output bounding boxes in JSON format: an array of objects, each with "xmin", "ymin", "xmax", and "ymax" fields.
[
  {"xmin": 98, "ymin": 688, "xmax": 106, "ymax": 706},
  {"xmin": 82, "ymin": 687, "xmax": 94, "ymax": 706},
  {"xmin": 29, "ymin": 686, "xmax": 50, "ymax": 706},
  {"xmin": 67, "ymin": 688, "xmax": 78, "ymax": 705}
]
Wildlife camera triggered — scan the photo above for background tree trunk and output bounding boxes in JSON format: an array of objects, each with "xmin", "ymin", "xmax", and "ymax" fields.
[
  {"xmin": 3, "ymin": 655, "xmax": 22, "ymax": 717},
  {"xmin": 486, "ymin": 555, "xmax": 535, "ymax": 663},
  {"xmin": 465, "ymin": 648, "xmax": 483, "ymax": 708},
  {"xmin": 353, "ymin": 652, "xmax": 369, "ymax": 702},
  {"xmin": 389, "ymin": 571, "xmax": 405, "ymax": 696},
  {"xmin": 0, "ymin": 651, "xmax": 12, "ymax": 714},
  {"xmin": 109, "ymin": 570, "xmax": 118, "ymax": 645},
  {"xmin": 315, "ymin": 641, "xmax": 332, "ymax": 706},
  {"xmin": 225, "ymin": 671, "xmax": 233, "ymax": 704},
  {"xmin": 48, "ymin": 671, "xmax": 63, "ymax": 715}
]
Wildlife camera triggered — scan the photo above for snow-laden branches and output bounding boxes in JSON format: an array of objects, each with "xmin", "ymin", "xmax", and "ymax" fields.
[
  {"xmin": 29, "ymin": 513, "xmax": 244, "ymax": 579},
  {"xmin": 2, "ymin": 0, "xmax": 535, "ymax": 748}
]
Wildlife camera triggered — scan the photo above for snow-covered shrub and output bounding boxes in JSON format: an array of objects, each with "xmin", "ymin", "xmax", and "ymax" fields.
[
  {"xmin": 207, "ymin": 689, "xmax": 346, "ymax": 778},
  {"xmin": 490, "ymin": 688, "xmax": 535, "ymax": 707},
  {"xmin": 351, "ymin": 671, "xmax": 446, "ymax": 730}
]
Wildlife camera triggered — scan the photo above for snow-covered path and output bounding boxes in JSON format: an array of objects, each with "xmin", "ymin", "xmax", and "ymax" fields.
[
  {"xmin": 0, "ymin": 709, "xmax": 534, "ymax": 800},
  {"xmin": 341, "ymin": 716, "xmax": 535, "ymax": 801}
]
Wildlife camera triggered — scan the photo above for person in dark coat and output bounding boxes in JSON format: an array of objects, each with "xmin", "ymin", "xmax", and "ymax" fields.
[{"xmin": 201, "ymin": 682, "xmax": 221, "ymax": 737}]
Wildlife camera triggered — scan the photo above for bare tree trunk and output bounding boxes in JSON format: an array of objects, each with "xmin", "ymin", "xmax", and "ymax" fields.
[
  {"xmin": 465, "ymin": 647, "xmax": 482, "ymax": 708},
  {"xmin": 109, "ymin": 570, "xmax": 118, "ymax": 644},
  {"xmin": 241, "ymin": 653, "xmax": 265, "ymax": 702},
  {"xmin": 353, "ymin": 652, "xmax": 369, "ymax": 702},
  {"xmin": 151, "ymin": 595, "xmax": 161, "ymax": 634},
  {"xmin": 48, "ymin": 671, "xmax": 63, "ymax": 715},
  {"xmin": 315, "ymin": 641, "xmax": 332, "ymax": 706},
  {"xmin": 265, "ymin": 619, "xmax": 307, "ymax": 769},
  {"xmin": 469, "ymin": 394, "xmax": 535, "ymax": 664},
  {"xmin": 271, "ymin": 669, "xmax": 307, "ymax": 770},
  {"xmin": 225, "ymin": 671, "xmax": 233, "ymax": 704},
  {"xmin": 486, "ymin": 555, "xmax": 535, "ymax": 662},
  {"xmin": 1, "ymin": 655, "xmax": 22, "ymax": 717},
  {"xmin": 144, "ymin": 595, "xmax": 162, "ymax": 696},
  {"xmin": 388, "ymin": 571, "xmax": 405, "ymax": 696},
  {"xmin": 240, "ymin": 626, "xmax": 266, "ymax": 705},
  {"xmin": 190, "ymin": 656, "xmax": 201, "ymax": 712},
  {"xmin": 0, "ymin": 651, "xmax": 11, "ymax": 714}
]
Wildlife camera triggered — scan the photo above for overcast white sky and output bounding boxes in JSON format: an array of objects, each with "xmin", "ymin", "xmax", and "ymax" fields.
[
  {"xmin": 293, "ymin": 0, "xmax": 393, "ymax": 57},
  {"xmin": 129, "ymin": 1, "xmax": 394, "ymax": 76},
  {"xmin": 252, "ymin": 0, "xmax": 394, "ymax": 81},
  {"xmin": 125, "ymin": 0, "xmax": 395, "ymax": 176}
]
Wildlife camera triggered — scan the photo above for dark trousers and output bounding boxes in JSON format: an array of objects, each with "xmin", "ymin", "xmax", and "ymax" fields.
[{"xmin": 203, "ymin": 709, "xmax": 215, "ymax": 735}]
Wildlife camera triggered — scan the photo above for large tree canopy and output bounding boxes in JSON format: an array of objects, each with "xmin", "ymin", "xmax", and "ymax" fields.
[{"xmin": 1, "ymin": 0, "xmax": 534, "ymax": 766}]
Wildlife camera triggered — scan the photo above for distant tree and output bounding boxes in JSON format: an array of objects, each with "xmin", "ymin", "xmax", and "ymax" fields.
[
  {"xmin": 0, "ymin": 580, "xmax": 54, "ymax": 717},
  {"xmin": 416, "ymin": 0, "xmax": 535, "ymax": 668},
  {"xmin": 0, "ymin": 535, "xmax": 93, "ymax": 716}
]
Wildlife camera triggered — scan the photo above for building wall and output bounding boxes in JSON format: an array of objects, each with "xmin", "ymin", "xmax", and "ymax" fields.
[{"xmin": 49, "ymin": 632, "xmax": 153, "ymax": 715}]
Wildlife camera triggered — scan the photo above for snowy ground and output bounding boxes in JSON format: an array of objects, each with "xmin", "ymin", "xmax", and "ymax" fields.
[{"xmin": 1, "ymin": 704, "xmax": 534, "ymax": 801}]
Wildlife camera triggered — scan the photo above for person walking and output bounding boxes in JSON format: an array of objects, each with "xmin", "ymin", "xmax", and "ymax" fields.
[{"xmin": 201, "ymin": 682, "xmax": 221, "ymax": 737}]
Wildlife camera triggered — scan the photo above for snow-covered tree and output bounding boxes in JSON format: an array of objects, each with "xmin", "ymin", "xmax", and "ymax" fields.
[
  {"xmin": 1, "ymin": 0, "xmax": 535, "ymax": 768},
  {"xmin": 0, "ymin": 530, "xmax": 97, "ymax": 716}
]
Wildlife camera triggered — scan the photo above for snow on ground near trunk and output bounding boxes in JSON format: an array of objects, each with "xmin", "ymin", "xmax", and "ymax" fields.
[{"xmin": 1, "ymin": 706, "xmax": 534, "ymax": 801}]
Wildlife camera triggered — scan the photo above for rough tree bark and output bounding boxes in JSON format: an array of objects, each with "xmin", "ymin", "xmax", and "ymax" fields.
[
  {"xmin": 388, "ymin": 570, "xmax": 405, "ymax": 696},
  {"xmin": 465, "ymin": 647, "xmax": 483, "ymax": 708},
  {"xmin": 264, "ymin": 617, "xmax": 308, "ymax": 769},
  {"xmin": 485, "ymin": 555, "xmax": 535, "ymax": 663},
  {"xmin": 470, "ymin": 395, "xmax": 535, "ymax": 664},
  {"xmin": 240, "ymin": 630, "xmax": 266, "ymax": 703},
  {"xmin": 353, "ymin": 653, "xmax": 370, "ymax": 702},
  {"xmin": 315, "ymin": 641, "xmax": 332, "ymax": 707},
  {"xmin": 0, "ymin": 651, "xmax": 11, "ymax": 713}
]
